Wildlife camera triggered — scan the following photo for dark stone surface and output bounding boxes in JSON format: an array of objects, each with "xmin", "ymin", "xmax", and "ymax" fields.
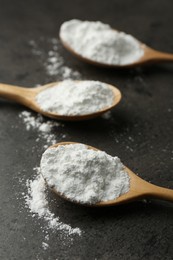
[{"xmin": 0, "ymin": 0, "xmax": 173, "ymax": 259}]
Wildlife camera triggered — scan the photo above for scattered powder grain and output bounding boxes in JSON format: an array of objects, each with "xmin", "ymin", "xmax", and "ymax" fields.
[
  {"xmin": 42, "ymin": 242, "xmax": 49, "ymax": 250},
  {"xmin": 40, "ymin": 143, "xmax": 130, "ymax": 204},
  {"xmin": 102, "ymin": 111, "xmax": 112, "ymax": 120},
  {"xmin": 36, "ymin": 80, "xmax": 114, "ymax": 115},
  {"xmin": 60, "ymin": 19, "xmax": 144, "ymax": 65}
]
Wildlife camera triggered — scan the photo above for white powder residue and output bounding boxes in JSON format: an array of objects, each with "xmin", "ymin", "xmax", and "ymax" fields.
[
  {"xmin": 29, "ymin": 38, "xmax": 81, "ymax": 80},
  {"xmin": 19, "ymin": 111, "xmax": 62, "ymax": 148},
  {"xmin": 25, "ymin": 171, "xmax": 81, "ymax": 236},
  {"xmin": 36, "ymin": 80, "xmax": 114, "ymax": 116},
  {"xmin": 47, "ymin": 47, "xmax": 80, "ymax": 78},
  {"xmin": 60, "ymin": 19, "xmax": 144, "ymax": 65},
  {"xmin": 102, "ymin": 111, "xmax": 112, "ymax": 120},
  {"xmin": 42, "ymin": 242, "xmax": 49, "ymax": 250},
  {"xmin": 40, "ymin": 144, "xmax": 130, "ymax": 204}
]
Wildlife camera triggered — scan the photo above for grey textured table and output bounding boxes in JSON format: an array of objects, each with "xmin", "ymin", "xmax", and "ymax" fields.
[{"xmin": 0, "ymin": 0, "xmax": 173, "ymax": 259}]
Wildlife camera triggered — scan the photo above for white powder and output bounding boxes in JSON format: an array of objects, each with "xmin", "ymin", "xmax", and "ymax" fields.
[
  {"xmin": 47, "ymin": 48, "xmax": 80, "ymax": 78},
  {"xmin": 40, "ymin": 144, "xmax": 130, "ymax": 204},
  {"xmin": 29, "ymin": 38, "xmax": 81, "ymax": 80},
  {"xmin": 42, "ymin": 242, "xmax": 49, "ymax": 250},
  {"xmin": 102, "ymin": 111, "xmax": 112, "ymax": 120},
  {"xmin": 19, "ymin": 111, "xmax": 62, "ymax": 148},
  {"xmin": 60, "ymin": 19, "xmax": 144, "ymax": 65},
  {"xmin": 25, "ymin": 171, "xmax": 81, "ymax": 236},
  {"xmin": 36, "ymin": 80, "xmax": 114, "ymax": 116}
]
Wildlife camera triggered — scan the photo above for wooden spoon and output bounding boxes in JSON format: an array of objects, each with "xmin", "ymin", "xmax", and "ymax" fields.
[
  {"xmin": 0, "ymin": 82, "xmax": 121, "ymax": 121},
  {"xmin": 60, "ymin": 32, "xmax": 173, "ymax": 68},
  {"xmin": 45, "ymin": 141, "xmax": 173, "ymax": 207}
]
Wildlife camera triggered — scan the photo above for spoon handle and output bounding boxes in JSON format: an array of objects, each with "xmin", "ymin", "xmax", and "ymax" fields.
[
  {"xmin": 147, "ymin": 49, "xmax": 173, "ymax": 62},
  {"xmin": 147, "ymin": 183, "xmax": 173, "ymax": 202},
  {"xmin": 0, "ymin": 83, "xmax": 32, "ymax": 105}
]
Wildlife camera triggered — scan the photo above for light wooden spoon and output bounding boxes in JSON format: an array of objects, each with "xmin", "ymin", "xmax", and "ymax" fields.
[
  {"xmin": 60, "ymin": 31, "xmax": 173, "ymax": 68},
  {"xmin": 0, "ymin": 82, "xmax": 121, "ymax": 121},
  {"xmin": 44, "ymin": 141, "xmax": 173, "ymax": 207}
]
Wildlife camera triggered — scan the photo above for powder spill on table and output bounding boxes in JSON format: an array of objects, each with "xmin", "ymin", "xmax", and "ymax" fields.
[
  {"xmin": 19, "ymin": 111, "xmax": 63, "ymax": 149},
  {"xmin": 25, "ymin": 170, "xmax": 81, "ymax": 236},
  {"xmin": 29, "ymin": 37, "xmax": 81, "ymax": 80}
]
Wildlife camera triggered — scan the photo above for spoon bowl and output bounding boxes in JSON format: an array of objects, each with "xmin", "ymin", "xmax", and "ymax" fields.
[
  {"xmin": 44, "ymin": 142, "xmax": 173, "ymax": 207},
  {"xmin": 0, "ymin": 81, "xmax": 121, "ymax": 121},
  {"xmin": 60, "ymin": 30, "xmax": 173, "ymax": 68}
]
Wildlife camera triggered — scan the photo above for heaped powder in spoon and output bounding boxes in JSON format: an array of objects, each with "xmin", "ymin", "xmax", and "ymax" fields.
[
  {"xmin": 40, "ymin": 143, "xmax": 130, "ymax": 204},
  {"xmin": 36, "ymin": 80, "xmax": 114, "ymax": 116},
  {"xmin": 60, "ymin": 19, "xmax": 144, "ymax": 65}
]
